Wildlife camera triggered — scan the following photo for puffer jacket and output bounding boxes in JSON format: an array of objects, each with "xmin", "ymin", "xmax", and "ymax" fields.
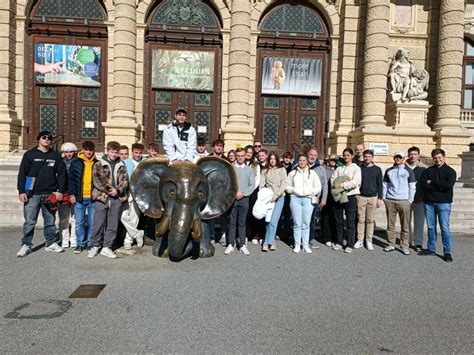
[
  {"xmin": 68, "ymin": 152, "xmax": 98, "ymax": 202},
  {"xmin": 285, "ymin": 166, "xmax": 322, "ymax": 199},
  {"xmin": 92, "ymin": 155, "xmax": 129, "ymax": 203}
]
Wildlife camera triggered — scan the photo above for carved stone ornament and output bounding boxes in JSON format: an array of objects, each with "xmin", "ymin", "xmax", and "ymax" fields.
[{"xmin": 388, "ymin": 48, "xmax": 429, "ymax": 103}]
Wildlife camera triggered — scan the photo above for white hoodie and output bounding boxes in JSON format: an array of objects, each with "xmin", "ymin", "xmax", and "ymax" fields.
[{"xmin": 285, "ymin": 166, "xmax": 322, "ymax": 199}]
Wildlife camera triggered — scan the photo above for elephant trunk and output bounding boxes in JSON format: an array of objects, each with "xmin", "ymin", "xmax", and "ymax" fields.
[{"xmin": 168, "ymin": 203, "xmax": 197, "ymax": 260}]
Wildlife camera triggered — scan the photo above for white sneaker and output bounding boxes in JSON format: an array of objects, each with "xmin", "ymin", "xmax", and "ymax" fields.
[
  {"xmin": 70, "ymin": 243, "xmax": 77, "ymax": 249},
  {"xmin": 293, "ymin": 246, "xmax": 300, "ymax": 254},
  {"xmin": 240, "ymin": 245, "xmax": 250, "ymax": 255},
  {"xmin": 17, "ymin": 245, "xmax": 31, "ymax": 257},
  {"xmin": 303, "ymin": 246, "xmax": 313, "ymax": 254},
  {"xmin": 251, "ymin": 239, "xmax": 259, "ymax": 245},
  {"xmin": 332, "ymin": 244, "xmax": 342, "ymax": 251},
  {"xmin": 224, "ymin": 245, "xmax": 235, "ymax": 255},
  {"xmin": 384, "ymin": 245, "xmax": 395, "ymax": 252},
  {"xmin": 325, "ymin": 241, "xmax": 332, "ymax": 247},
  {"xmin": 124, "ymin": 235, "xmax": 133, "ymax": 250},
  {"xmin": 344, "ymin": 247, "xmax": 352, "ymax": 254},
  {"xmin": 88, "ymin": 247, "xmax": 100, "ymax": 259},
  {"xmin": 402, "ymin": 248, "xmax": 410, "ymax": 255},
  {"xmin": 45, "ymin": 242, "xmax": 65, "ymax": 253},
  {"xmin": 100, "ymin": 247, "xmax": 117, "ymax": 259},
  {"xmin": 354, "ymin": 240, "xmax": 364, "ymax": 249},
  {"xmin": 135, "ymin": 230, "xmax": 144, "ymax": 248},
  {"xmin": 219, "ymin": 234, "xmax": 226, "ymax": 246},
  {"xmin": 366, "ymin": 242, "xmax": 374, "ymax": 251},
  {"xmin": 62, "ymin": 241, "xmax": 70, "ymax": 248}
]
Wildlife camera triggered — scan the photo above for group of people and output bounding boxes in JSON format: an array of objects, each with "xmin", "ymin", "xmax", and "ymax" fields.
[{"xmin": 16, "ymin": 107, "xmax": 457, "ymax": 262}]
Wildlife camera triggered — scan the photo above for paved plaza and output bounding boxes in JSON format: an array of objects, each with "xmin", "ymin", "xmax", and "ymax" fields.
[{"xmin": 1, "ymin": 228, "xmax": 473, "ymax": 354}]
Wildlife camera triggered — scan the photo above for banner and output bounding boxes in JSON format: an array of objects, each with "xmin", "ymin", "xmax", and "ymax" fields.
[
  {"xmin": 261, "ymin": 56, "xmax": 322, "ymax": 96},
  {"xmin": 152, "ymin": 49, "xmax": 214, "ymax": 91},
  {"xmin": 34, "ymin": 44, "xmax": 101, "ymax": 87}
]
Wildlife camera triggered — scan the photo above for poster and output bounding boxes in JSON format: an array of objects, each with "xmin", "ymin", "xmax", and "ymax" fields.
[
  {"xmin": 261, "ymin": 56, "xmax": 322, "ymax": 96},
  {"xmin": 152, "ymin": 49, "xmax": 214, "ymax": 91},
  {"xmin": 34, "ymin": 44, "xmax": 101, "ymax": 87}
]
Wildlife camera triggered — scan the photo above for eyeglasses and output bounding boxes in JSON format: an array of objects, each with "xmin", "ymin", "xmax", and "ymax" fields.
[
  {"xmin": 40, "ymin": 135, "xmax": 52, "ymax": 141},
  {"xmin": 254, "ymin": 145, "xmax": 262, "ymax": 148}
]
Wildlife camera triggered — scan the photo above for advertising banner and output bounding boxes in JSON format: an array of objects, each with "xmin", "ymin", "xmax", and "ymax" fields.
[
  {"xmin": 152, "ymin": 49, "xmax": 214, "ymax": 91},
  {"xmin": 34, "ymin": 44, "xmax": 101, "ymax": 87},
  {"xmin": 261, "ymin": 56, "xmax": 322, "ymax": 96}
]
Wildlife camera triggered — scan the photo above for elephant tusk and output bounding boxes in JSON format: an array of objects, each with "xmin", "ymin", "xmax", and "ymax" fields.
[
  {"xmin": 191, "ymin": 217, "xmax": 201, "ymax": 241},
  {"xmin": 157, "ymin": 213, "xmax": 170, "ymax": 237}
]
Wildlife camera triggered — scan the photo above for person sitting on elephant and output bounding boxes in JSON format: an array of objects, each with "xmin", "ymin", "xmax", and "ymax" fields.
[{"xmin": 163, "ymin": 107, "xmax": 196, "ymax": 164}]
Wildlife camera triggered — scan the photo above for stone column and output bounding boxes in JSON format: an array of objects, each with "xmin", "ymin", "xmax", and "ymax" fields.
[
  {"xmin": 360, "ymin": 0, "xmax": 390, "ymax": 128},
  {"xmin": 434, "ymin": 0, "xmax": 464, "ymax": 130}
]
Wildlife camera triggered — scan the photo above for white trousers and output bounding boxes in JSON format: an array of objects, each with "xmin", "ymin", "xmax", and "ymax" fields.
[
  {"xmin": 58, "ymin": 203, "xmax": 76, "ymax": 246},
  {"xmin": 120, "ymin": 198, "xmax": 142, "ymax": 242}
]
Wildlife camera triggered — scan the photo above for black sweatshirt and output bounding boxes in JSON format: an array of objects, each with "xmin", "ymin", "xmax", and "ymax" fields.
[
  {"xmin": 17, "ymin": 147, "xmax": 66, "ymax": 195},
  {"xmin": 420, "ymin": 164, "xmax": 456, "ymax": 203},
  {"xmin": 360, "ymin": 164, "xmax": 383, "ymax": 198}
]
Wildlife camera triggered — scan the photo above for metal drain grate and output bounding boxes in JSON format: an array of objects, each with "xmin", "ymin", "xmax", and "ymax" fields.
[{"xmin": 69, "ymin": 284, "xmax": 106, "ymax": 298}]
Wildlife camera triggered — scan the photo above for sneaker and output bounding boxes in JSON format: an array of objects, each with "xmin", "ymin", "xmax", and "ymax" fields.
[
  {"xmin": 309, "ymin": 240, "xmax": 319, "ymax": 249},
  {"xmin": 135, "ymin": 230, "xmax": 144, "ymax": 248},
  {"xmin": 262, "ymin": 243, "xmax": 269, "ymax": 252},
  {"xmin": 123, "ymin": 241, "xmax": 132, "ymax": 250},
  {"xmin": 17, "ymin": 245, "xmax": 31, "ymax": 257},
  {"xmin": 45, "ymin": 242, "xmax": 65, "ymax": 253},
  {"xmin": 70, "ymin": 243, "xmax": 77, "ymax": 249},
  {"xmin": 354, "ymin": 240, "xmax": 364, "ymax": 249},
  {"xmin": 88, "ymin": 247, "xmax": 99, "ymax": 259},
  {"xmin": 366, "ymin": 242, "xmax": 374, "ymax": 251},
  {"xmin": 270, "ymin": 244, "xmax": 276, "ymax": 251},
  {"xmin": 443, "ymin": 253, "xmax": 453, "ymax": 262},
  {"xmin": 419, "ymin": 249, "xmax": 435, "ymax": 256},
  {"xmin": 383, "ymin": 246, "xmax": 395, "ymax": 252},
  {"xmin": 332, "ymin": 244, "xmax": 342, "ymax": 251},
  {"xmin": 325, "ymin": 241, "xmax": 332, "ymax": 247},
  {"xmin": 344, "ymin": 247, "xmax": 352, "ymax": 254},
  {"xmin": 224, "ymin": 245, "xmax": 235, "ymax": 255},
  {"xmin": 219, "ymin": 234, "xmax": 226, "ymax": 246},
  {"xmin": 402, "ymin": 248, "xmax": 410, "ymax": 255},
  {"xmin": 62, "ymin": 241, "xmax": 70, "ymax": 248},
  {"xmin": 293, "ymin": 246, "xmax": 300, "ymax": 254},
  {"xmin": 73, "ymin": 246, "xmax": 82, "ymax": 254},
  {"xmin": 100, "ymin": 247, "xmax": 117, "ymax": 259},
  {"xmin": 240, "ymin": 245, "xmax": 250, "ymax": 255},
  {"xmin": 303, "ymin": 246, "xmax": 313, "ymax": 254},
  {"xmin": 251, "ymin": 239, "xmax": 259, "ymax": 245},
  {"xmin": 415, "ymin": 245, "xmax": 422, "ymax": 253}
]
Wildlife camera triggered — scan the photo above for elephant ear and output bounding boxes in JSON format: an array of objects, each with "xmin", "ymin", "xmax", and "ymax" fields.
[
  {"xmin": 197, "ymin": 156, "xmax": 238, "ymax": 219},
  {"xmin": 130, "ymin": 157, "xmax": 169, "ymax": 218}
]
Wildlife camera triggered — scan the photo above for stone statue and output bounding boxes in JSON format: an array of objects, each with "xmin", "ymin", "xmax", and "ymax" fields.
[{"xmin": 388, "ymin": 48, "xmax": 429, "ymax": 102}]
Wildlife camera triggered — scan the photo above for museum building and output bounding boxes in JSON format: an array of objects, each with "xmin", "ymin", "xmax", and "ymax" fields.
[{"xmin": 0, "ymin": 0, "xmax": 473, "ymax": 168}]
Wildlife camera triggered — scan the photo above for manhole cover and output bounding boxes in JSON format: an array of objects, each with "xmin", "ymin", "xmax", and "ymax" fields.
[
  {"xmin": 4, "ymin": 300, "xmax": 72, "ymax": 319},
  {"xmin": 69, "ymin": 284, "xmax": 106, "ymax": 298}
]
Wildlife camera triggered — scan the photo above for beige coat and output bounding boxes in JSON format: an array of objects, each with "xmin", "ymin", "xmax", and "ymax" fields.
[{"xmin": 260, "ymin": 166, "xmax": 287, "ymax": 201}]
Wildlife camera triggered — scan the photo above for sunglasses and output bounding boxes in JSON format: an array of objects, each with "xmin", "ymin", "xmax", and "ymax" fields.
[
  {"xmin": 40, "ymin": 135, "xmax": 52, "ymax": 141},
  {"xmin": 254, "ymin": 145, "xmax": 262, "ymax": 148}
]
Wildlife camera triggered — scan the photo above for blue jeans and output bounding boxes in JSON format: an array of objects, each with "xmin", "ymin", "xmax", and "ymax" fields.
[
  {"xmin": 74, "ymin": 198, "xmax": 96, "ymax": 248},
  {"xmin": 290, "ymin": 196, "xmax": 314, "ymax": 247},
  {"xmin": 264, "ymin": 195, "xmax": 285, "ymax": 245},
  {"xmin": 424, "ymin": 202, "xmax": 452, "ymax": 254},
  {"xmin": 22, "ymin": 194, "xmax": 57, "ymax": 247}
]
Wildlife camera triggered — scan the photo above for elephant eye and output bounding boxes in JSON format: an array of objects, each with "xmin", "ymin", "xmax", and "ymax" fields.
[
  {"xmin": 169, "ymin": 190, "xmax": 175, "ymax": 196},
  {"xmin": 197, "ymin": 191, "xmax": 204, "ymax": 198}
]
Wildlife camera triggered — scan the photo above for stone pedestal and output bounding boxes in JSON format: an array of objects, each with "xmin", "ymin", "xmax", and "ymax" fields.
[
  {"xmin": 102, "ymin": 120, "xmax": 142, "ymax": 148},
  {"xmin": 222, "ymin": 126, "xmax": 255, "ymax": 151},
  {"xmin": 386, "ymin": 98, "xmax": 432, "ymax": 132}
]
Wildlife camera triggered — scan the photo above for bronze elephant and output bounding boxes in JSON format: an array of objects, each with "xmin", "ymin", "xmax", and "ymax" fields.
[{"xmin": 130, "ymin": 156, "xmax": 238, "ymax": 261}]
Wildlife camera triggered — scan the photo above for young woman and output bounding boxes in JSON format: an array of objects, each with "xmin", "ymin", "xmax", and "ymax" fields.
[
  {"xmin": 330, "ymin": 148, "xmax": 361, "ymax": 253},
  {"xmin": 259, "ymin": 152, "xmax": 287, "ymax": 251},
  {"xmin": 285, "ymin": 154, "xmax": 322, "ymax": 254},
  {"xmin": 227, "ymin": 149, "xmax": 236, "ymax": 163}
]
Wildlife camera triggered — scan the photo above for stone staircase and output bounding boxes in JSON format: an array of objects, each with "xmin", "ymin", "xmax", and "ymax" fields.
[{"xmin": 0, "ymin": 153, "xmax": 473, "ymax": 233}]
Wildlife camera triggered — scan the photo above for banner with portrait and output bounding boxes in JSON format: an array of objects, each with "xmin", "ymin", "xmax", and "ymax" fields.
[
  {"xmin": 261, "ymin": 56, "xmax": 322, "ymax": 96},
  {"xmin": 34, "ymin": 44, "xmax": 102, "ymax": 87},
  {"xmin": 152, "ymin": 49, "xmax": 214, "ymax": 91}
]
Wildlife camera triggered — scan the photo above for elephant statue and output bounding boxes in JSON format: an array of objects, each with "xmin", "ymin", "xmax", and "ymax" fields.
[{"xmin": 129, "ymin": 156, "xmax": 238, "ymax": 261}]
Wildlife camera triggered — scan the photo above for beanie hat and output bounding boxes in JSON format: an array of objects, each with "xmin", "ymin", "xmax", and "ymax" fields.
[{"xmin": 61, "ymin": 142, "xmax": 78, "ymax": 152}]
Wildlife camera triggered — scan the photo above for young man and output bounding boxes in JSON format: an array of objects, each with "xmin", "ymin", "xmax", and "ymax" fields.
[
  {"xmin": 209, "ymin": 138, "xmax": 226, "ymax": 159},
  {"xmin": 419, "ymin": 149, "xmax": 456, "ymax": 262},
  {"xmin": 147, "ymin": 142, "xmax": 159, "ymax": 158},
  {"xmin": 355, "ymin": 149, "xmax": 383, "ymax": 251},
  {"xmin": 88, "ymin": 141, "xmax": 129, "ymax": 259},
  {"xmin": 68, "ymin": 141, "xmax": 97, "ymax": 253},
  {"xmin": 382, "ymin": 151, "xmax": 416, "ymax": 255},
  {"xmin": 225, "ymin": 148, "xmax": 255, "ymax": 256},
  {"xmin": 16, "ymin": 130, "xmax": 66, "ymax": 257},
  {"xmin": 405, "ymin": 146, "xmax": 427, "ymax": 251},
  {"xmin": 119, "ymin": 145, "xmax": 129, "ymax": 161},
  {"xmin": 257, "ymin": 149, "xmax": 268, "ymax": 166},
  {"xmin": 121, "ymin": 143, "xmax": 146, "ymax": 249},
  {"xmin": 353, "ymin": 143, "xmax": 365, "ymax": 167},
  {"xmin": 253, "ymin": 141, "xmax": 263, "ymax": 154},
  {"xmin": 163, "ymin": 107, "xmax": 196, "ymax": 163},
  {"xmin": 193, "ymin": 137, "xmax": 209, "ymax": 163},
  {"xmin": 320, "ymin": 154, "xmax": 338, "ymax": 247},
  {"xmin": 306, "ymin": 147, "xmax": 327, "ymax": 249}
]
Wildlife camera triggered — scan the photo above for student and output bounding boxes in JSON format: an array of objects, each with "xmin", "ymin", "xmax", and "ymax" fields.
[
  {"xmin": 147, "ymin": 142, "xmax": 159, "ymax": 158},
  {"xmin": 121, "ymin": 143, "xmax": 146, "ymax": 249},
  {"xmin": 88, "ymin": 141, "xmax": 129, "ymax": 259},
  {"xmin": 68, "ymin": 141, "xmax": 97, "ymax": 253},
  {"xmin": 162, "ymin": 107, "xmax": 196, "ymax": 163},
  {"xmin": 227, "ymin": 149, "xmax": 236, "ymax": 163},
  {"xmin": 193, "ymin": 137, "xmax": 209, "ymax": 163},
  {"xmin": 16, "ymin": 131, "xmax": 66, "ymax": 257},
  {"xmin": 119, "ymin": 145, "xmax": 129, "ymax": 161},
  {"xmin": 320, "ymin": 155, "xmax": 338, "ymax": 247},
  {"xmin": 209, "ymin": 138, "xmax": 226, "ymax": 159}
]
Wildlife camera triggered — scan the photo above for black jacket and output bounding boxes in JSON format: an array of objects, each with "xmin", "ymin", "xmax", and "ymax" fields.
[
  {"xmin": 17, "ymin": 147, "xmax": 66, "ymax": 195},
  {"xmin": 68, "ymin": 154, "xmax": 97, "ymax": 202},
  {"xmin": 420, "ymin": 164, "xmax": 456, "ymax": 203}
]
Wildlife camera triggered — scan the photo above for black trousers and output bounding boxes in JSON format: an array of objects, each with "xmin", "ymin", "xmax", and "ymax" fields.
[
  {"xmin": 320, "ymin": 199, "xmax": 336, "ymax": 244},
  {"xmin": 333, "ymin": 195, "xmax": 357, "ymax": 248}
]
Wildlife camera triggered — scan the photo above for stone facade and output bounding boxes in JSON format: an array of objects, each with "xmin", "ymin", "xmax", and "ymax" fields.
[{"xmin": 0, "ymin": 0, "xmax": 471, "ymax": 171}]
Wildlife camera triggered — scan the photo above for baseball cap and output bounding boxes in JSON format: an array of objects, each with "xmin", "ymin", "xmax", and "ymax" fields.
[
  {"xmin": 37, "ymin": 130, "xmax": 53, "ymax": 140},
  {"xmin": 175, "ymin": 107, "xmax": 187, "ymax": 114},
  {"xmin": 393, "ymin": 150, "xmax": 405, "ymax": 158}
]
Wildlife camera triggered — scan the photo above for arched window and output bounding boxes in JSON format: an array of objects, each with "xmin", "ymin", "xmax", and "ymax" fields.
[
  {"xmin": 35, "ymin": 0, "xmax": 106, "ymax": 20},
  {"xmin": 260, "ymin": 3, "xmax": 327, "ymax": 37}
]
